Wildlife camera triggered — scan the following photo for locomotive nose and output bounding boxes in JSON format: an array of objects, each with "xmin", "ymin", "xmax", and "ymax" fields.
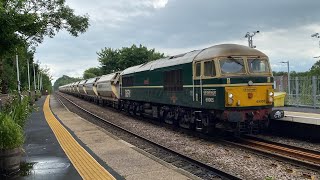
[{"xmin": 225, "ymin": 85, "xmax": 273, "ymax": 107}]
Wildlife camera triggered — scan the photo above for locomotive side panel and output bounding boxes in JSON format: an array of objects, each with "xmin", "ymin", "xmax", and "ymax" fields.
[{"xmin": 121, "ymin": 63, "xmax": 201, "ymax": 108}]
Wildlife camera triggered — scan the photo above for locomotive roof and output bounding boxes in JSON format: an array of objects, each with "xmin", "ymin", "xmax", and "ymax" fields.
[
  {"xmin": 194, "ymin": 44, "xmax": 267, "ymax": 61},
  {"xmin": 121, "ymin": 44, "xmax": 267, "ymax": 75}
]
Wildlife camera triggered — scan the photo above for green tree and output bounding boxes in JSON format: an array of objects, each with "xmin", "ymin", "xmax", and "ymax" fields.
[
  {"xmin": 97, "ymin": 48, "xmax": 121, "ymax": 74},
  {"xmin": 83, "ymin": 67, "xmax": 103, "ymax": 79},
  {"xmin": 309, "ymin": 60, "xmax": 320, "ymax": 76},
  {"xmin": 0, "ymin": 0, "xmax": 89, "ymax": 93},
  {"xmin": 97, "ymin": 44, "xmax": 164, "ymax": 74},
  {"xmin": 39, "ymin": 66, "xmax": 53, "ymax": 94}
]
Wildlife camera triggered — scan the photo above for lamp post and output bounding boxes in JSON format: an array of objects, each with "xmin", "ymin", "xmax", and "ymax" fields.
[
  {"xmin": 280, "ymin": 61, "xmax": 290, "ymax": 94},
  {"xmin": 15, "ymin": 48, "xmax": 21, "ymax": 99},
  {"xmin": 244, "ymin": 31, "xmax": 260, "ymax": 48},
  {"xmin": 27, "ymin": 59, "xmax": 31, "ymax": 97},
  {"xmin": 311, "ymin": 33, "xmax": 320, "ymax": 48},
  {"xmin": 33, "ymin": 63, "xmax": 37, "ymax": 100}
]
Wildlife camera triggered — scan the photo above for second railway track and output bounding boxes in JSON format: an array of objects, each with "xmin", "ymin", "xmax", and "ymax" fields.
[
  {"xmin": 55, "ymin": 92, "xmax": 240, "ymax": 180},
  {"xmin": 223, "ymin": 136, "xmax": 320, "ymax": 172}
]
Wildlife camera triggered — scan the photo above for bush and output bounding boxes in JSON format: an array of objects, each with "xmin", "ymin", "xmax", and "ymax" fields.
[
  {"xmin": 0, "ymin": 114, "xmax": 24, "ymax": 149},
  {"xmin": 1, "ymin": 95, "xmax": 32, "ymax": 128},
  {"xmin": 11, "ymin": 96, "xmax": 32, "ymax": 127},
  {"xmin": 0, "ymin": 94, "xmax": 33, "ymax": 150}
]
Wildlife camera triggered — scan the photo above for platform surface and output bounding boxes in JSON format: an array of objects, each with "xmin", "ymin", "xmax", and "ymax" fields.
[
  {"xmin": 22, "ymin": 96, "xmax": 81, "ymax": 180},
  {"xmin": 273, "ymin": 107, "xmax": 320, "ymax": 125},
  {"xmin": 20, "ymin": 95, "xmax": 118, "ymax": 180}
]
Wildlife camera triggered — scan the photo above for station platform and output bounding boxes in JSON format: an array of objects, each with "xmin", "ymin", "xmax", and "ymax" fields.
[
  {"xmin": 20, "ymin": 95, "xmax": 199, "ymax": 180},
  {"xmin": 270, "ymin": 107, "xmax": 320, "ymax": 140},
  {"xmin": 22, "ymin": 95, "xmax": 119, "ymax": 179},
  {"xmin": 273, "ymin": 107, "xmax": 320, "ymax": 126}
]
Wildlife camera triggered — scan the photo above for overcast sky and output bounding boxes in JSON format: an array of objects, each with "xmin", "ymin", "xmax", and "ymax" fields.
[{"xmin": 34, "ymin": 0, "xmax": 320, "ymax": 83}]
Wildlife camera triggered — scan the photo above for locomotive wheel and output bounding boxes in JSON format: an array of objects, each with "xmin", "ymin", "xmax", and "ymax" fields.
[{"xmin": 179, "ymin": 111, "xmax": 193, "ymax": 129}]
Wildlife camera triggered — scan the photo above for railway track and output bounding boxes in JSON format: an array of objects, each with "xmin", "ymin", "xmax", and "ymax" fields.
[
  {"xmin": 55, "ymin": 93, "xmax": 240, "ymax": 180},
  {"xmin": 223, "ymin": 135, "xmax": 320, "ymax": 172}
]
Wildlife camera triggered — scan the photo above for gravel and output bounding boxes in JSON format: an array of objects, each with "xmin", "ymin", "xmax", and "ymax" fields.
[{"xmin": 59, "ymin": 93, "xmax": 320, "ymax": 180}]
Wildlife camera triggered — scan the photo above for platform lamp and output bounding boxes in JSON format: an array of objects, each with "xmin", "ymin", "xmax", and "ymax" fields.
[
  {"xmin": 280, "ymin": 61, "xmax": 290, "ymax": 94},
  {"xmin": 244, "ymin": 31, "xmax": 260, "ymax": 48},
  {"xmin": 311, "ymin": 33, "xmax": 320, "ymax": 48}
]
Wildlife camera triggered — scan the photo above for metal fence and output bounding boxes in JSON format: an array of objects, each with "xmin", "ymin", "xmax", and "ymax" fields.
[{"xmin": 274, "ymin": 76, "xmax": 320, "ymax": 108}]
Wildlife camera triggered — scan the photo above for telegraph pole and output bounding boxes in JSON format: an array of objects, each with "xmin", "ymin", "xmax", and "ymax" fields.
[{"xmin": 244, "ymin": 31, "xmax": 260, "ymax": 48}]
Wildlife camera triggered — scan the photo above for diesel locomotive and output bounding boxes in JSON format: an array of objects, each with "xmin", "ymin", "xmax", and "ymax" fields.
[{"xmin": 59, "ymin": 44, "xmax": 284, "ymax": 134}]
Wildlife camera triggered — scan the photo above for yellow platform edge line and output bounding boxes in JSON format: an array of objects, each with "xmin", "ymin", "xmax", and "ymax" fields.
[{"xmin": 43, "ymin": 95, "xmax": 116, "ymax": 180}]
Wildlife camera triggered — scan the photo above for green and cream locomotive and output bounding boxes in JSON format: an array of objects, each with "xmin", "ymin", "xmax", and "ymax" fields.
[
  {"xmin": 59, "ymin": 44, "xmax": 284, "ymax": 134},
  {"xmin": 120, "ymin": 44, "xmax": 283, "ymax": 134}
]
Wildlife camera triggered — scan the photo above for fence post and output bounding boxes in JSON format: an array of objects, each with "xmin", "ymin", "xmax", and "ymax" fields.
[
  {"xmin": 295, "ymin": 77, "xmax": 299, "ymax": 106},
  {"xmin": 312, "ymin": 76, "xmax": 317, "ymax": 108},
  {"xmin": 280, "ymin": 76, "xmax": 283, "ymax": 92}
]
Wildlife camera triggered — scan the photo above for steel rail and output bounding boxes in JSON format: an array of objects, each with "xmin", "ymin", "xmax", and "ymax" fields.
[
  {"xmin": 223, "ymin": 137, "xmax": 320, "ymax": 172},
  {"xmin": 243, "ymin": 135, "xmax": 320, "ymax": 159}
]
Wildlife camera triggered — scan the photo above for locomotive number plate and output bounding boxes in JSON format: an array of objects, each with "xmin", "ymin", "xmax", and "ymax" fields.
[
  {"xmin": 205, "ymin": 97, "xmax": 215, "ymax": 103},
  {"xmin": 203, "ymin": 89, "xmax": 216, "ymax": 97}
]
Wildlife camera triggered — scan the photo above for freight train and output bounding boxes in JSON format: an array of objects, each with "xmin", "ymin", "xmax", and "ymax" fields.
[{"xmin": 59, "ymin": 44, "xmax": 284, "ymax": 134}]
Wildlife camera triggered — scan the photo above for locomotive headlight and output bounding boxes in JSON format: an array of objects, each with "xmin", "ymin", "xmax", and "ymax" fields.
[
  {"xmin": 268, "ymin": 97, "xmax": 274, "ymax": 103},
  {"xmin": 227, "ymin": 93, "xmax": 234, "ymax": 105},
  {"xmin": 267, "ymin": 90, "xmax": 274, "ymax": 103}
]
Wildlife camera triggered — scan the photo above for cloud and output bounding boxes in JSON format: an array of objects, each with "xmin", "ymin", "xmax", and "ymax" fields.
[
  {"xmin": 33, "ymin": 0, "xmax": 320, "ymax": 84},
  {"xmin": 151, "ymin": 0, "xmax": 168, "ymax": 9}
]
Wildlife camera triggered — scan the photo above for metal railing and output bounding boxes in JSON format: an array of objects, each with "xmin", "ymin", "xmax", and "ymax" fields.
[{"xmin": 274, "ymin": 76, "xmax": 320, "ymax": 108}]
